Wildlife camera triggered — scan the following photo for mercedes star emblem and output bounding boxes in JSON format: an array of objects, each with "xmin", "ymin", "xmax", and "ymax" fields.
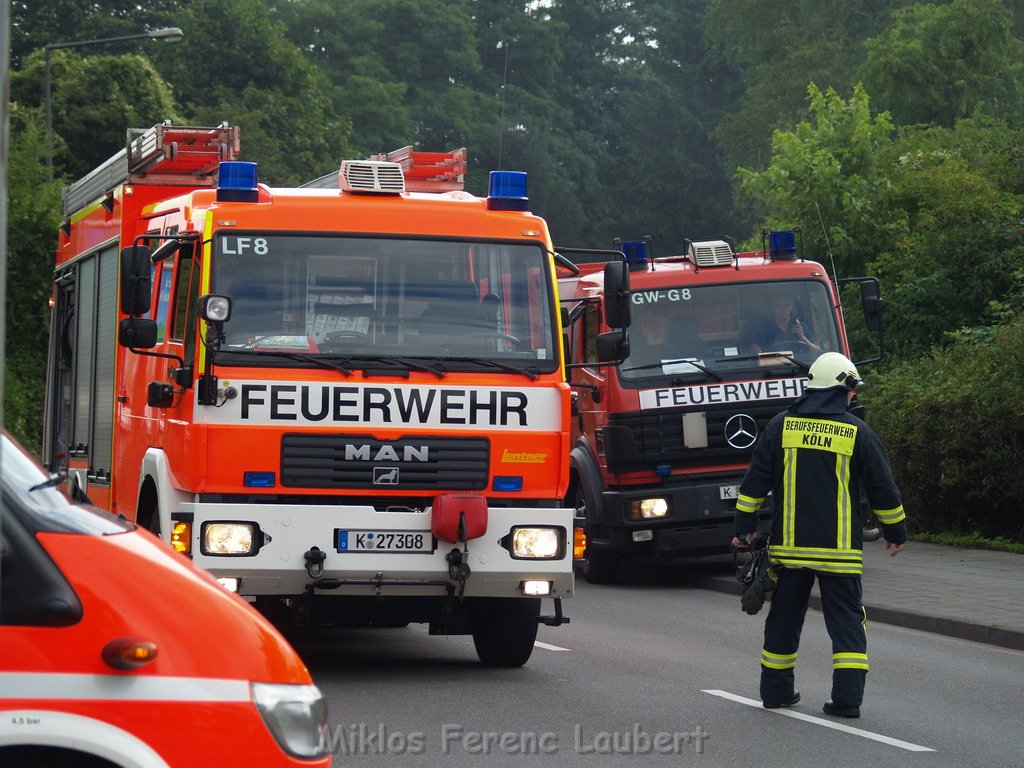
[{"xmin": 724, "ymin": 414, "xmax": 758, "ymax": 449}]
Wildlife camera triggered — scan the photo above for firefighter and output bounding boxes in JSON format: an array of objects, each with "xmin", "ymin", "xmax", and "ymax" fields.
[{"xmin": 731, "ymin": 352, "xmax": 907, "ymax": 718}]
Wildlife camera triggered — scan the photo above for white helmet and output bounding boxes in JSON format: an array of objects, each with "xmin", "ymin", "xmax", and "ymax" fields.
[{"xmin": 806, "ymin": 352, "xmax": 863, "ymax": 390}]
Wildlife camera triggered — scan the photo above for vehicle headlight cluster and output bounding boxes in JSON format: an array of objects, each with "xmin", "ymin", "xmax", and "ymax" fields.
[{"xmin": 251, "ymin": 683, "xmax": 329, "ymax": 759}]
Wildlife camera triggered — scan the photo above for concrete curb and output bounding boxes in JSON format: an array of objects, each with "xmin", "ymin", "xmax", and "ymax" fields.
[{"xmin": 693, "ymin": 574, "xmax": 1024, "ymax": 653}]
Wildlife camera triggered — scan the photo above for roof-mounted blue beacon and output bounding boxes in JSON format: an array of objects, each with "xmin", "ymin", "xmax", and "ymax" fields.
[
  {"xmin": 487, "ymin": 171, "xmax": 529, "ymax": 211},
  {"xmin": 217, "ymin": 161, "xmax": 259, "ymax": 203}
]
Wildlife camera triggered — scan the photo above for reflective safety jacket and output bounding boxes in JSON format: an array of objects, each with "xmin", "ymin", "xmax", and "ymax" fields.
[{"xmin": 735, "ymin": 407, "xmax": 906, "ymax": 576}]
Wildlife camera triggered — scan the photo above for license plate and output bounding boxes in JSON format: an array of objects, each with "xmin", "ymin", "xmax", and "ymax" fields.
[
  {"xmin": 336, "ymin": 529, "xmax": 433, "ymax": 554},
  {"xmin": 719, "ymin": 485, "xmax": 740, "ymax": 500}
]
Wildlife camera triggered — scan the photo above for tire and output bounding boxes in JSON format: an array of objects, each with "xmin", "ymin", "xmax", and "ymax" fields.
[
  {"xmin": 582, "ymin": 546, "xmax": 619, "ymax": 585},
  {"xmin": 571, "ymin": 480, "xmax": 619, "ymax": 585},
  {"xmin": 471, "ymin": 597, "xmax": 540, "ymax": 667}
]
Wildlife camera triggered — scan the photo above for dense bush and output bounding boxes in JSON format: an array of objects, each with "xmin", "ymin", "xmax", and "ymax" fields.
[{"xmin": 863, "ymin": 317, "xmax": 1024, "ymax": 541}]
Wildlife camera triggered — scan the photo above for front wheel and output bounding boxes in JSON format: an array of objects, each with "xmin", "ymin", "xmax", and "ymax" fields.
[{"xmin": 470, "ymin": 597, "xmax": 540, "ymax": 667}]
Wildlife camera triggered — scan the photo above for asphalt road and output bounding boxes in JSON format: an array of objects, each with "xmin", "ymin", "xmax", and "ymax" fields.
[{"xmin": 288, "ymin": 565, "xmax": 1024, "ymax": 768}]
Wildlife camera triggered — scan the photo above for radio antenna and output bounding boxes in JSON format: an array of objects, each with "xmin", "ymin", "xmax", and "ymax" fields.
[
  {"xmin": 497, "ymin": 38, "xmax": 511, "ymax": 170},
  {"xmin": 814, "ymin": 200, "xmax": 843, "ymax": 311}
]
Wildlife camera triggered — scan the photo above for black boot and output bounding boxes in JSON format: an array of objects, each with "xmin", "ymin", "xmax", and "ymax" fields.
[
  {"xmin": 823, "ymin": 701, "xmax": 860, "ymax": 718},
  {"xmin": 763, "ymin": 691, "xmax": 800, "ymax": 709}
]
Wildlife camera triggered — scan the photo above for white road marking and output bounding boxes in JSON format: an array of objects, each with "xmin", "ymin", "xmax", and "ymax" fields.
[
  {"xmin": 702, "ymin": 690, "xmax": 935, "ymax": 753},
  {"xmin": 534, "ymin": 641, "xmax": 571, "ymax": 652}
]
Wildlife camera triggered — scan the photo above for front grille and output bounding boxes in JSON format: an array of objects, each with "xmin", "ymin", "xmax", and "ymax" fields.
[
  {"xmin": 281, "ymin": 434, "xmax": 489, "ymax": 489},
  {"xmin": 608, "ymin": 400, "xmax": 789, "ymax": 473}
]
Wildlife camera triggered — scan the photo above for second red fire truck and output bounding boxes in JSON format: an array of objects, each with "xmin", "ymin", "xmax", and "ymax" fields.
[{"xmin": 559, "ymin": 234, "xmax": 885, "ymax": 583}]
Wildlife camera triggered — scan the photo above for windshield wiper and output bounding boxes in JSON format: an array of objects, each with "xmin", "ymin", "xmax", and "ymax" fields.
[
  {"xmin": 321, "ymin": 354, "xmax": 447, "ymax": 379},
  {"xmin": 716, "ymin": 352, "xmax": 811, "ymax": 372},
  {"xmin": 621, "ymin": 358, "xmax": 723, "ymax": 381},
  {"xmin": 217, "ymin": 349, "xmax": 353, "ymax": 376},
  {"xmin": 29, "ymin": 470, "xmax": 66, "ymax": 493},
  {"xmin": 448, "ymin": 357, "xmax": 541, "ymax": 381}
]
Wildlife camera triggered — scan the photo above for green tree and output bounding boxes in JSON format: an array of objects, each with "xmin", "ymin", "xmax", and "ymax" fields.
[
  {"xmin": 4, "ymin": 108, "xmax": 63, "ymax": 452},
  {"xmin": 152, "ymin": 0, "xmax": 352, "ymax": 185},
  {"xmin": 859, "ymin": 0, "xmax": 1024, "ymax": 127},
  {"xmin": 869, "ymin": 120, "xmax": 1024, "ymax": 356},
  {"xmin": 12, "ymin": 49, "xmax": 181, "ymax": 179},
  {"xmin": 737, "ymin": 83, "xmax": 906, "ymax": 277},
  {"xmin": 704, "ymin": 0, "xmax": 907, "ymax": 173}
]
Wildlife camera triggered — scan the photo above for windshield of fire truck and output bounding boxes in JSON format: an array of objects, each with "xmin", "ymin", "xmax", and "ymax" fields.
[
  {"xmin": 211, "ymin": 234, "xmax": 557, "ymax": 371},
  {"xmin": 619, "ymin": 279, "xmax": 840, "ymax": 380}
]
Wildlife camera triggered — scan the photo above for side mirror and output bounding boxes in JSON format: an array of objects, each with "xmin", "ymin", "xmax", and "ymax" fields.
[
  {"xmin": 603, "ymin": 260, "xmax": 631, "ymax": 329},
  {"xmin": 120, "ymin": 245, "xmax": 152, "ymax": 316},
  {"xmin": 118, "ymin": 317, "xmax": 158, "ymax": 349},
  {"xmin": 860, "ymin": 279, "xmax": 886, "ymax": 333},
  {"xmin": 596, "ymin": 330, "xmax": 629, "ymax": 364}
]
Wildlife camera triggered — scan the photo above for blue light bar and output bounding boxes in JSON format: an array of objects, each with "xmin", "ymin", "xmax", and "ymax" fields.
[
  {"xmin": 486, "ymin": 171, "xmax": 529, "ymax": 211},
  {"xmin": 655, "ymin": 464, "xmax": 672, "ymax": 477},
  {"xmin": 492, "ymin": 475, "xmax": 524, "ymax": 492},
  {"xmin": 769, "ymin": 230, "xmax": 797, "ymax": 261},
  {"xmin": 217, "ymin": 161, "xmax": 259, "ymax": 202},
  {"xmin": 621, "ymin": 240, "xmax": 649, "ymax": 269},
  {"xmin": 243, "ymin": 471, "xmax": 276, "ymax": 488}
]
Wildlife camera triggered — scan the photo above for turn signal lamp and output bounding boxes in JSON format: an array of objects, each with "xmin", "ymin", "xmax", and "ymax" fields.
[
  {"xmin": 217, "ymin": 161, "xmax": 259, "ymax": 202},
  {"xmin": 102, "ymin": 638, "xmax": 158, "ymax": 670},
  {"xmin": 170, "ymin": 520, "xmax": 192, "ymax": 555},
  {"xmin": 487, "ymin": 171, "xmax": 529, "ymax": 211},
  {"xmin": 573, "ymin": 526, "xmax": 587, "ymax": 560}
]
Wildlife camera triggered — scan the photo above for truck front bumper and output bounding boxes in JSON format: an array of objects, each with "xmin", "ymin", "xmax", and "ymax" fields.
[
  {"xmin": 595, "ymin": 476, "xmax": 772, "ymax": 558},
  {"xmin": 180, "ymin": 502, "xmax": 574, "ymax": 599}
]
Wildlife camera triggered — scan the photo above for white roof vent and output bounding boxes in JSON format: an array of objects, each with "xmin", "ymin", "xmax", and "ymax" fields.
[
  {"xmin": 688, "ymin": 239, "xmax": 734, "ymax": 267},
  {"xmin": 339, "ymin": 160, "xmax": 405, "ymax": 194}
]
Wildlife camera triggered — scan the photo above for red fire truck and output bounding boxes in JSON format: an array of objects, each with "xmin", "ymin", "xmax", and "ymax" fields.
[
  {"xmin": 44, "ymin": 124, "xmax": 624, "ymax": 665},
  {"xmin": 559, "ymin": 233, "xmax": 885, "ymax": 583}
]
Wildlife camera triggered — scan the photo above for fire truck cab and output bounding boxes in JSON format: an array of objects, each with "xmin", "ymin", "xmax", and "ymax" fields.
[
  {"xmin": 560, "ymin": 234, "xmax": 885, "ymax": 583},
  {"xmin": 44, "ymin": 124, "xmax": 578, "ymax": 667}
]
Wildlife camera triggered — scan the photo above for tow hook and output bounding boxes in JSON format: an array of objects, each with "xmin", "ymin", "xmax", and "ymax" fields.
[{"xmin": 304, "ymin": 546, "xmax": 326, "ymax": 579}]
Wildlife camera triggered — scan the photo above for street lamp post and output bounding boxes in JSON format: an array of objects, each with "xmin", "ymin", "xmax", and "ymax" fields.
[{"xmin": 44, "ymin": 27, "xmax": 184, "ymax": 178}]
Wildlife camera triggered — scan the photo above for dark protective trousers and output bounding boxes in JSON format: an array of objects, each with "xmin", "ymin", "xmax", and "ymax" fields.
[{"xmin": 759, "ymin": 567, "xmax": 868, "ymax": 706}]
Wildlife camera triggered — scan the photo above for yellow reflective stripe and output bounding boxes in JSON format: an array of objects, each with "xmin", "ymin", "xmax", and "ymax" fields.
[
  {"xmin": 833, "ymin": 652, "xmax": 869, "ymax": 670},
  {"xmin": 736, "ymin": 494, "xmax": 763, "ymax": 514},
  {"xmin": 761, "ymin": 649, "xmax": 797, "ymax": 669},
  {"xmin": 875, "ymin": 505, "xmax": 906, "ymax": 524},
  {"xmin": 769, "ymin": 546, "xmax": 862, "ymax": 561},
  {"xmin": 770, "ymin": 558, "xmax": 863, "ymax": 575},
  {"xmin": 783, "ymin": 447, "xmax": 797, "ymax": 547},
  {"xmin": 781, "ymin": 417, "xmax": 857, "ymax": 456},
  {"xmin": 835, "ymin": 453, "xmax": 852, "ymax": 549}
]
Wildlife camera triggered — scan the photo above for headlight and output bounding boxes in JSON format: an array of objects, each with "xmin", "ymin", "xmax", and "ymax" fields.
[
  {"xmin": 628, "ymin": 498, "xmax": 669, "ymax": 520},
  {"xmin": 508, "ymin": 526, "xmax": 564, "ymax": 559},
  {"xmin": 201, "ymin": 522, "xmax": 259, "ymax": 555},
  {"xmin": 251, "ymin": 683, "xmax": 329, "ymax": 759}
]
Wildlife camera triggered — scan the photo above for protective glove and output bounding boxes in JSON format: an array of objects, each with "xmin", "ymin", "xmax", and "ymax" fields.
[{"xmin": 738, "ymin": 548, "xmax": 777, "ymax": 615}]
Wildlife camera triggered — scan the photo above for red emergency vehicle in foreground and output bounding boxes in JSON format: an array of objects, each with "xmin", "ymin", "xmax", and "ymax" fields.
[
  {"xmin": 43, "ymin": 125, "xmax": 612, "ymax": 666},
  {"xmin": 0, "ymin": 431, "xmax": 331, "ymax": 766},
  {"xmin": 559, "ymin": 234, "xmax": 884, "ymax": 582}
]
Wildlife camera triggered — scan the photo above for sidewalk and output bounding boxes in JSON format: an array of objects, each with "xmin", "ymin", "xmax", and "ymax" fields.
[{"xmin": 693, "ymin": 540, "xmax": 1024, "ymax": 651}]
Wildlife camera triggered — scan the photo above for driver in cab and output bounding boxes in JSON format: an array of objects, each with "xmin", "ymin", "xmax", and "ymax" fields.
[{"xmin": 744, "ymin": 294, "xmax": 819, "ymax": 355}]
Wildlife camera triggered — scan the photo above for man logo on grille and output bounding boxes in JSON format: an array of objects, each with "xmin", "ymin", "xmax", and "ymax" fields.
[
  {"xmin": 725, "ymin": 414, "xmax": 758, "ymax": 450},
  {"xmin": 373, "ymin": 467, "xmax": 400, "ymax": 485}
]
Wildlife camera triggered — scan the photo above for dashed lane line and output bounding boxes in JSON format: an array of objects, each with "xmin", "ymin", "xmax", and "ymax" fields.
[
  {"xmin": 702, "ymin": 689, "xmax": 935, "ymax": 752},
  {"xmin": 534, "ymin": 641, "xmax": 571, "ymax": 652}
]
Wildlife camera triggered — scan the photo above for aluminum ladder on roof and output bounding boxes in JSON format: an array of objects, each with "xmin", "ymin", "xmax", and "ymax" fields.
[{"xmin": 62, "ymin": 122, "xmax": 240, "ymax": 217}]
